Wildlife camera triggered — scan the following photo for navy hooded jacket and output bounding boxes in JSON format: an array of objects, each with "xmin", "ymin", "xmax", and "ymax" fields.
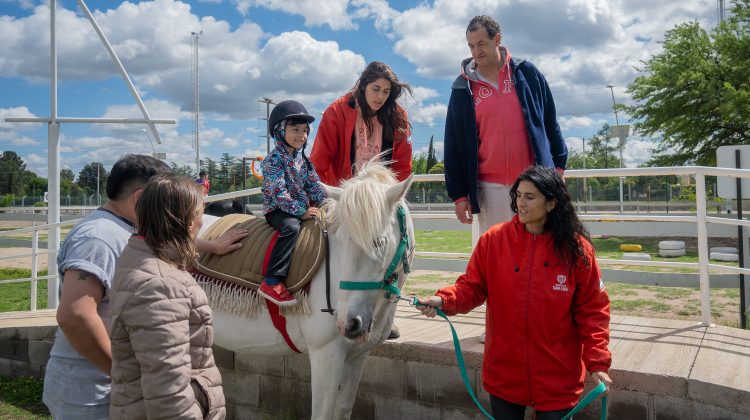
[{"xmin": 444, "ymin": 56, "xmax": 568, "ymax": 214}]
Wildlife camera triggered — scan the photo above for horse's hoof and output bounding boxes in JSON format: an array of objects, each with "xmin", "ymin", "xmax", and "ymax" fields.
[{"xmin": 387, "ymin": 324, "xmax": 400, "ymax": 340}]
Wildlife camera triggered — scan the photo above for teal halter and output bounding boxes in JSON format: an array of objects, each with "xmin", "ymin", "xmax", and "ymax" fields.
[{"xmin": 339, "ymin": 205, "xmax": 411, "ymax": 299}]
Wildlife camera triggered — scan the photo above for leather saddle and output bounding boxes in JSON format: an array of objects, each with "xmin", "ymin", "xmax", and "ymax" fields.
[{"xmin": 195, "ymin": 214, "xmax": 324, "ymax": 292}]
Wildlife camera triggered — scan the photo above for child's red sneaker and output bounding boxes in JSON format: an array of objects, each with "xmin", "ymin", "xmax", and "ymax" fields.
[{"xmin": 258, "ymin": 281, "xmax": 298, "ymax": 307}]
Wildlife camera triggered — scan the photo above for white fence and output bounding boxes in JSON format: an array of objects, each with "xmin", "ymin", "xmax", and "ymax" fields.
[{"xmin": 0, "ymin": 166, "xmax": 748, "ymax": 326}]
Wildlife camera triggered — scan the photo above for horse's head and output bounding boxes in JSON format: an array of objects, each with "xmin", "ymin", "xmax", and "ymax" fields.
[{"xmin": 321, "ymin": 162, "xmax": 414, "ymax": 343}]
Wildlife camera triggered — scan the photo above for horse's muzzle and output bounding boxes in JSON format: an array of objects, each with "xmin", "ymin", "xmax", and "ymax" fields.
[{"xmin": 344, "ymin": 315, "xmax": 371, "ymax": 340}]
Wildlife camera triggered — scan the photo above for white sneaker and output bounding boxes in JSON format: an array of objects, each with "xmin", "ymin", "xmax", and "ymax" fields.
[{"xmin": 479, "ymin": 332, "xmax": 486, "ymax": 343}]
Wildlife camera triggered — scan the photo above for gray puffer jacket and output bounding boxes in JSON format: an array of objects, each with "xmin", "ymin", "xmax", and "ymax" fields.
[{"xmin": 109, "ymin": 237, "xmax": 225, "ymax": 419}]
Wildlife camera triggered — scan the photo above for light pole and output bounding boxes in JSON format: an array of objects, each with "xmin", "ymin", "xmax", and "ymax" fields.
[
  {"xmin": 142, "ymin": 128, "xmax": 156, "ymax": 155},
  {"xmin": 607, "ymin": 83, "xmax": 625, "ymax": 212},
  {"xmin": 582, "ymin": 137, "xmax": 588, "ymax": 211},
  {"xmin": 606, "ymin": 83, "xmax": 623, "ymax": 168}
]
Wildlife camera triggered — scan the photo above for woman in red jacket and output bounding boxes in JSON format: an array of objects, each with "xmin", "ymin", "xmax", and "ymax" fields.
[
  {"xmin": 311, "ymin": 61, "xmax": 413, "ymax": 185},
  {"xmin": 418, "ymin": 166, "xmax": 612, "ymax": 420}
]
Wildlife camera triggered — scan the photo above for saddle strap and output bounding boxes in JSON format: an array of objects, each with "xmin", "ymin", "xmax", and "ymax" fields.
[{"xmin": 265, "ymin": 300, "xmax": 302, "ymax": 353}]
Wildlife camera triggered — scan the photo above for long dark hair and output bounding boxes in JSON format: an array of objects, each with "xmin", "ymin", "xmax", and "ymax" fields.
[
  {"xmin": 510, "ymin": 166, "xmax": 590, "ymax": 268},
  {"xmin": 136, "ymin": 175, "xmax": 203, "ymax": 270},
  {"xmin": 350, "ymin": 61, "xmax": 413, "ymax": 144}
]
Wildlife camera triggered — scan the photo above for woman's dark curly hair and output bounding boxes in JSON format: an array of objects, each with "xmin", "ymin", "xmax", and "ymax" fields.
[
  {"xmin": 349, "ymin": 61, "xmax": 413, "ymax": 144},
  {"xmin": 510, "ymin": 166, "xmax": 590, "ymax": 268}
]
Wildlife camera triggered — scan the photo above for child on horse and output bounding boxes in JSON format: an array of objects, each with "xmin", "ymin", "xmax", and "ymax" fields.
[{"xmin": 260, "ymin": 100, "xmax": 326, "ymax": 306}]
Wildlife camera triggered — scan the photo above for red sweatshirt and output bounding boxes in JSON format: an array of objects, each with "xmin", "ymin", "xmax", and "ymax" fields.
[
  {"xmin": 436, "ymin": 216, "xmax": 611, "ymax": 411},
  {"xmin": 465, "ymin": 48, "xmax": 534, "ymax": 185},
  {"xmin": 311, "ymin": 93, "xmax": 412, "ymax": 186}
]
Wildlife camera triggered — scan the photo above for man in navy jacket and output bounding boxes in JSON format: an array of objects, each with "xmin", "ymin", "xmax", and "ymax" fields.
[{"xmin": 444, "ymin": 15, "xmax": 568, "ymax": 245}]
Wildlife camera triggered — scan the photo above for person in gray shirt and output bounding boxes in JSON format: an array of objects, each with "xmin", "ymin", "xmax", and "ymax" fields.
[{"xmin": 43, "ymin": 155, "xmax": 247, "ymax": 419}]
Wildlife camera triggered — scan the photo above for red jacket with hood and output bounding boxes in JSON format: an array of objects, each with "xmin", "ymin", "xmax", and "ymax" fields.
[
  {"xmin": 311, "ymin": 93, "xmax": 412, "ymax": 186},
  {"xmin": 436, "ymin": 216, "xmax": 611, "ymax": 411}
]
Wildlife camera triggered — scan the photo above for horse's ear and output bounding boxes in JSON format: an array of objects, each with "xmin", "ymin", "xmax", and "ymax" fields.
[
  {"xmin": 385, "ymin": 174, "xmax": 413, "ymax": 206},
  {"xmin": 322, "ymin": 182, "xmax": 343, "ymax": 201}
]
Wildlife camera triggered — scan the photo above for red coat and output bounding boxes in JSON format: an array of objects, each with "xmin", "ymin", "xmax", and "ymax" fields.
[
  {"xmin": 437, "ymin": 216, "xmax": 611, "ymax": 411},
  {"xmin": 310, "ymin": 93, "xmax": 412, "ymax": 186}
]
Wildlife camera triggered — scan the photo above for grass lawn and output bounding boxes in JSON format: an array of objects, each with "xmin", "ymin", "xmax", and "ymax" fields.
[
  {"xmin": 0, "ymin": 268, "xmax": 48, "ymax": 312},
  {"xmin": 0, "ymin": 376, "xmax": 50, "ymax": 419}
]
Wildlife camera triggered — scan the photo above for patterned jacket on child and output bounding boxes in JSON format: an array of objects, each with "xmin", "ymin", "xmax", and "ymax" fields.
[{"xmin": 262, "ymin": 137, "xmax": 326, "ymax": 217}]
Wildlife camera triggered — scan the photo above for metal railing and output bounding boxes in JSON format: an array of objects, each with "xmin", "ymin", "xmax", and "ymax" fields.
[
  {"xmin": 0, "ymin": 166, "xmax": 748, "ymax": 326},
  {"xmin": 0, "ymin": 219, "xmax": 81, "ymax": 311}
]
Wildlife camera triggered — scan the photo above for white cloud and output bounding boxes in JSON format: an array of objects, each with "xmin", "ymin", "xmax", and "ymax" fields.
[
  {"xmin": 622, "ymin": 137, "xmax": 658, "ymax": 167},
  {"xmin": 559, "ymin": 116, "xmax": 606, "ymax": 132},
  {"xmin": 236, "ymin": 0, "xmax": 355, "ymax": 30},
  {"xmin": 0, "ymin": 1, "xmax": 364, "ymax": 121},
  {"xmin": 400, "ymin": 86, "xmax": 446, "ymax": 127},
  {"xmin": 221, "ymin": 137, "xmax": 238, "ymax": 148},
  {"xmin": 0, "ymin": 106, "xmax": 38, "ymax": 129},
  {"xmin": 407, "ymin": 103, "xmax": 447, "ymax": 127}
]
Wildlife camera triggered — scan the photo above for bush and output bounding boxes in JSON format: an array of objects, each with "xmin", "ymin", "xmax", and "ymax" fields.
[{"xmin": 0, "ymin": 194, "xmax": 15, "ymax": 207}]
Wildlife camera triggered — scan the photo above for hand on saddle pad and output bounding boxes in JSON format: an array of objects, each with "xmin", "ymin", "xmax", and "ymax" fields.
[
  {"xmin": 415, "ymin": 296, "xmax": 443, "ymax": 318},
  {"xmin": 197, "ymin": 228, "xmax": 248, "ymax": 255},
  {"xmin": 302, "ymin": 207, "xmax": 319, "ymax": 220}
]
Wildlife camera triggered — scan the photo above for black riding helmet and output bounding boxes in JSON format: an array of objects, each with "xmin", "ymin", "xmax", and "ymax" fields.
[
  {"xmin": 268, "ymin": 100, "xmax": 316, "ymax": 170},
  {"xmin": 268, "ymin": 100, "xmax": 315, "ymax": 137}
]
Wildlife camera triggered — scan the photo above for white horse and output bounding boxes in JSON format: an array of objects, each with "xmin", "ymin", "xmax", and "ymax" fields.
[{"xmin": 200, "ymin": 163, "xmax": 414, "ymax": 420}]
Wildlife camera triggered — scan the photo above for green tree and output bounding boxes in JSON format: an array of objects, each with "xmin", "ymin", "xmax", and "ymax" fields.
[
  {"xmin": 217, "ymin": 153, "xmax": 237, "ymax": 192},
  {"xmin": 205, "ymin": 158, "xmax": 219, "ymax": 193},
  {"xmin": 60, "ymin": 169, "xmax": 75, "ymax": 182},
  {"xmin": 77, "ymin": 162, "xmax": 108, "ymax": 195},
  {"xmin": 170, "ymin": 163, "xmax": 195, "ymax": 178},
  {"xmin": 428, "ymin": 162, "xmax": 444, "ymax": 174},
  {"xmin": 25, "ymin": 176, "xmax": 47, "ymax": 202},
  {"xmin": 0, "ymin": 151, "xmax": 32, "ymax": 196},
  {"xmin": 412, "ymin": 153, "xmax": 427, "ymax": 175},
  {"xmin": 426, "ymin": 135, "xmax": 438, "ymax": 172},
  {"xmin": 623, "ymin": 0, "xmax": 750, "ymax": 166}
]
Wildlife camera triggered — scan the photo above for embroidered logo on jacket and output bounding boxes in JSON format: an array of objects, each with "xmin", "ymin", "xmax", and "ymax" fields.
[
  {"xmin": 503, "ymin": 79, "xmax": 512, "ymax": 93},
  {"xmin": 552, "ymin": 274, "xmax": 569, "ymax": 292}
]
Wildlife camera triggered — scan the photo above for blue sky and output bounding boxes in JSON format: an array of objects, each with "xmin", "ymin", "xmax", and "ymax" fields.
[{"xmin": 0, "ymin": 0, "xmax": 719, "ymax": 176}]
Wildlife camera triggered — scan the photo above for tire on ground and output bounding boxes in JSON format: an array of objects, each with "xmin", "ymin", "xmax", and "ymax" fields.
[
  {"xmin": 658, "ymin": 240, "xmax": 686, "ymax": 250},
  {"xmin": 710, "ymin": 252, "xmax": 739, "ymax": 262},
  {"xmin": 709, "ymin": 247, "xmax": 738, "ymax": 254},
  {"xmin": 620, "ymin": 244, "xmax": 642, "ymax": 252},
  {"xmin": 622, "ymin": 252, "xmax": 651, "ymax": 261},
  {"xmin": 659, "ymin": 248, "xmax": 686, "ymax": 258}
]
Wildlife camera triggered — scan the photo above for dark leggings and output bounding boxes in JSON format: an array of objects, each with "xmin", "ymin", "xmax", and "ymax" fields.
[
  {"xmin": 490, "ymin": 395, "xmax": 573, "ymax": 420},
  {"xmin": 264, "ymin": 209, "xmax": 301, "ymax": 279}
]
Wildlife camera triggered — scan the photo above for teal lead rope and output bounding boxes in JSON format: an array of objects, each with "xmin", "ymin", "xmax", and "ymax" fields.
[{"xmin": 406, "ymin": 297, "xmax": 608, "ymax": 420}]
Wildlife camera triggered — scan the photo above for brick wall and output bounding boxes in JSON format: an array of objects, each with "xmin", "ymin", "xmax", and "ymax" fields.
[{"xmin": 1, "ymin": 325, "xmax": 747, "ymax": 420}]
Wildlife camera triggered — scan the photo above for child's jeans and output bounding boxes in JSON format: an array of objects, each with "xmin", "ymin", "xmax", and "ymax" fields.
[{"xmin": 265, "ymin": 209, "xmax": 302, "ymax": 279}]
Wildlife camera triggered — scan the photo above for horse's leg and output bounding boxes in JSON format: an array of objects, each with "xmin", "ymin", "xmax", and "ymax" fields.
[
  {"xmin": 309, "ymin": 342, "xmax": 348, "ymax": 420},
  {"xmin": 332, "ymin": 351, "xmax": 370, "ymax": 420}
]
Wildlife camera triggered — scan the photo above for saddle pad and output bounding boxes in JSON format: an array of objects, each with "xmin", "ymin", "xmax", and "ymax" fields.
[{"xmin": 195, "ymin": 214, "xmax": 324, "ymax": 292}]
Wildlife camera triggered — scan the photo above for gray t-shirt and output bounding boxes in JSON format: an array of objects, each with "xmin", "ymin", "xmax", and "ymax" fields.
[{"xmin": 43, "ymin": 208, "xmax": 134, "ymax": 416}]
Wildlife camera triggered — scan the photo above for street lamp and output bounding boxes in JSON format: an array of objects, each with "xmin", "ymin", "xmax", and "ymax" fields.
[
  {"xmin": 607, "ymin": 83, "xmax": 625, "ymax": 212},
  {"xmin": 606, "ymin": 83, "xmax": 623, "ymax": 168},
  {"xmin": 142, "ymin": 128, "xmax": 156, "ymax": 154},
  {"xmin": 142, "ymin": 129, "xmax": 166, "ymax": 159}
]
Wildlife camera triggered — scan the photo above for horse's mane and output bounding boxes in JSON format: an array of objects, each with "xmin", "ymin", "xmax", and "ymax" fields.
[{"xmin": 321, "ymin": 160, "xmax": 400, "ymax": 261}]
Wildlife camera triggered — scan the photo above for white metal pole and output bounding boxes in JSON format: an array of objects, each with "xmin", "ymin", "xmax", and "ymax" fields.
[
  {"xmin": 48, "ymin": 123, "xmax": 61, "ymax": 309},
  {"xmin": 96, "ymin": 164, "xmax": 100, "ymax": 206},
  {"xmin": 47, "ymin": 0, "xmax": 60, "ymax": 309},
  {"xmin": 31, "ymin": 230, "xmax": 38, "ymax": 311},
  {"xmin": 76, "ymin": 0, "xmax": 162, "ymax": 144},
  {"xmin": 695, "ymin": 171, "xmax": 712, "ymax": 326}
]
